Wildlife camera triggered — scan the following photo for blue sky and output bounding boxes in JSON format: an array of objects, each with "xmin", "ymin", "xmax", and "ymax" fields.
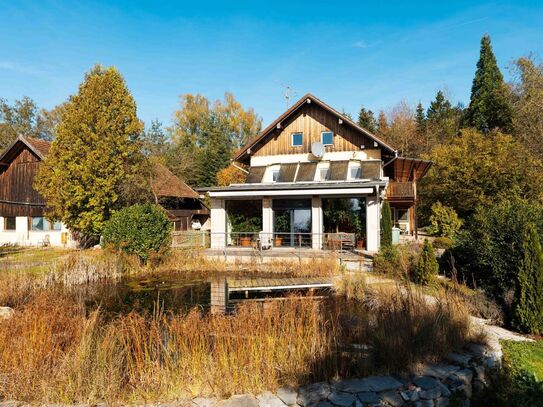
[{"xmin": 1, "ymin": 1, "xmax": 542, "ymax": 128}]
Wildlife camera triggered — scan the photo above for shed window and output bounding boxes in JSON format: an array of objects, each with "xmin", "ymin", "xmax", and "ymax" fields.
[
  {"xmin": 321, "ymin": 131, "xmax": 333, "ymax": 145},
  {"xmin": 291, "ymin": 132, "xmax": 303, "ymax": 147},
  {"xmin": 4, "ymin": 217, "xmax": 16, "ymax": 231},
  {"xmin": 31, "ymin": 217, "xmax": 61, "ymax": 231}
]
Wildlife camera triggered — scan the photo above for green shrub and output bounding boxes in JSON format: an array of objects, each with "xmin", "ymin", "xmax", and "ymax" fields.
[
  {"xmin": 102, "ymin": 204, "xmax": 173, "ymax": 262},
  {"xmin": 414, "ymin": 239, "xmax": 438, "ymax": 285},
  {"xmin": 433, "ymin": 236, "xmax": 454, "ymax": 250},
  {"xmin": 428, "ymin": 202, "xmax": 463, "ymax": 238},
  {"xmin": 380, "ymin": 201, "xmax": 392, "ymax": 248},
  {"xmin": 373, "ymin": 244, "xmax": 418, "ymax": 277},
  {"xmin": 513, "ymin": 224, "xmax": 543, "ymax": 334}
]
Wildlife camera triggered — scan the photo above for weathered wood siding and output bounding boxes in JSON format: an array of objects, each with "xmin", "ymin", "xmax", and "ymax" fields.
[
  {"xmin": 253, "ymin": 103, "xmax": 381, "ymax": 158},
  {"xmin": 0, "ymin": 146, "xmax": 46, "ymax": 217}
]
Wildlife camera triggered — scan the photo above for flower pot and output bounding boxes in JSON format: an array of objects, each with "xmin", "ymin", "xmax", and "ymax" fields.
[
  {"xmin": 274, "ymin": 237, "xmax": 283, "ymax": 247},
  {"xmin": 240, "ymin": 237, "xmax": 252, "ymax": 247},
  {"xmin": 357, "ymin": 239, "xmax": 364, "ymax": 250}
]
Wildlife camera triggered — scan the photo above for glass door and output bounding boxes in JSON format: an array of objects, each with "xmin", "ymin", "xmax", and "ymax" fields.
[{"xmin": 273, "ymin": 199, "xmax": 312, "ymax": 247}]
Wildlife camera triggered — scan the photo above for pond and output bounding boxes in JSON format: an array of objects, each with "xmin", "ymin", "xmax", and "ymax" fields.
[{"xmin": 76, "ymin": 272, "xmax": 333, "ymax": 316}]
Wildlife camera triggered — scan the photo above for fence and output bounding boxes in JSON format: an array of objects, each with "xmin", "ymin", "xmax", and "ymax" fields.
[{"xmin": 171, "ymin": 231, "xmax": 361, "ymax": 252}]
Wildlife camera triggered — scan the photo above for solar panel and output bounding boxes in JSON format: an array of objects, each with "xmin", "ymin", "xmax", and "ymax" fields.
[
  {"xmin": 328, "ymin": 161, "xmax": 349, "ymax": 181},
  {"xmin": 245, "ymin": 166, "xmax": 266, "ymax": 183},
  {"xmin": 295, "ymin": 162, "xmax": 317, "ymax": 182},
  {"xmin": 278, "ymin": 163, "xmax": 298, "ymax": 182}
]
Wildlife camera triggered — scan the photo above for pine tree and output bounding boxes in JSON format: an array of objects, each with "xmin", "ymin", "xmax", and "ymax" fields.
[
  {"xmin": 415, "ymin": 102, "xmax": 426, "ymax": 136},
  {"xmin": 380, "ymin": 200, "xmax": 392, "ymax": 248},
  {"xmin": 513, "ymin": 223, "xmax": 543, "ymax": 334},
  {"xmin": 464, "ymin": 35, "xmax": 513, "ymax": 133},
  {"xmin": 35, "ymin": 65, "xmax": 146, "ymax": 243},
  {"xmin": 377, "ymin": 110, "xmax": 389, "ymax": 137},
  {"xmin": 357, "ymin": 106, "xmax": 377, "ymax": 133},
  {"xmin": 414, "ymin": 239, "xmax": 439, "ymax": 285}
]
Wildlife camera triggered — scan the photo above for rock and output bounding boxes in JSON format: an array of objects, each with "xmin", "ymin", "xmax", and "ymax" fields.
[
  {"xmin": 217, "ymin": 394, "xmax": 258, "ymax": 407},
  {"xmin": 483, "ymin": 351, "xmax": 502, "ymax": 369},
  {"xmin": 400, "ymin": 390, "xmax": 419, "ymax": 402},
  {"xmin": 413, "ymin": 376, "xmax": 440, "ymax": 390},
  {"xmin": 0, "ymin": 402, "xmax": 21, "ymax": 407},
  {"xmin": 313, "ymin": 402, "xmax": 333, "ymax": 407},
  {"xmin": 473, "ymin": 366, "xmax": 485, "ymax": 382},
  {"xmin": 364, "ymin": 376, "xmax": 403, "ymax": 392},
  {"xmin": 419, "ymin": 387, "xmax": 441, "ymax": 400},
  {"xmin": 0, "ymin": 306, "xmax": 14, "ymax": 320},
  {"xmin": 472, "ymin": 379, "xmax": 486, "ymax": 393},
  {"xmin": 438, "ymin": 382, "xmax": 451, "ymax": 398},
  {"xmin": 445, "ymin": 353, "xmax": 471, "ymax": 366},
  {"xmin": 466, "ymin": 344, "xmax": 486, "ymax": 357},
  {"xmin": 380, "ymin": 390, "xmax": 404, "ymax": 407},
  {"xmin": 414, "ymin": 400, "xmax": 433, "ymax": 407},
  {"xmin": 276, "ymin": 386, "xmax": 297, "ymax": 405},
  {"xmin": 463, "ymin": 400, "xmax": 470, "ymax": 407},
  {"xmin": 327, "ymin": 392, "xmax": 356, "ymax": 407},
  {"xmin": 435, "ymin": 397, "xmax": 450, "ymax": 407},
  {"xmin": 333, "ymin": 379, "xmax": 371, "ymax": 393},
  {"xmin": 356, "ymin": 392, "xmax": 380, "ymax": 404},
  {"xmin": 297, "ymin": 382, "xmax": 331, "ymax": 406},
  {"xmin": 420, "ymin": 364, "xmax": 461, "ymax": 380},
  {"xmin": 192, "ymin": 398, "xmax": 217, "ymax": 407},
  {"xmin": 256, "ymin": 391, "xmax": 286, "ymax": 407},
  {"xmin": 453, "ymin": 369, "xmax": 473, "ymax": 385}
]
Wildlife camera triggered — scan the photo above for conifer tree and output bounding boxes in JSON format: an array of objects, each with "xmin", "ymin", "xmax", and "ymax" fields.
[
  {"xmin": 415, "ymin": 102, "xmax": 426, "ymax": 136},
  {"xmin": 464, "ymin": 35, "xmax": 513, "ymax": 133},
  {"xmin": 414, "ymin": 239, "xmax": 439, "ymax": 285},
  {"xmin": 357, "ymin": 106, "xmax": 377, "ymax": 133},
  {"xmin": 35, "ymin": 65, "xmax": 146, "ymax": 243},
  {"xmin": 513, "ymin": 223, "xmax": 543, "ymax": 334},
  {"xmin": 380, "ymin": 200, "xmax": 393, "ymax": 248},
  {"xmin": 377, "ymin": 110, "xmax": 389, "ymax": 137}
]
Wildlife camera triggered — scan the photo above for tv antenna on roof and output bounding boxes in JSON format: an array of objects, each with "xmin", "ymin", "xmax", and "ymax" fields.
[{"xmin": 279, "ymin": 83, "xmax": 298, "ymax": 109}]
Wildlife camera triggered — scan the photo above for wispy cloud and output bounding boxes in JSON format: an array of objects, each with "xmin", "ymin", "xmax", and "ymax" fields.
[
  {"xmin": 353, "ymin": 40, "xmax": 371, "ymax": 49},
  {"xmin": 0, "ymin": 61, "xmax": 49, "ymax": 78}
]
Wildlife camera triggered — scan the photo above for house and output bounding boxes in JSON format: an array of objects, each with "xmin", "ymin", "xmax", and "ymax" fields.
[
  {"xmin": 0, "ymin": 136, "xmax": 208, "ymax": 247},
  {"xmin": 202, "ymin": 94, "xmax": 431, "ymax": 252}
]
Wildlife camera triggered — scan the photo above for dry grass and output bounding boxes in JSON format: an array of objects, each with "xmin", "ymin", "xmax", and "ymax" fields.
[{"xmin": 0, "ymin": 279, "xmax": 476, "ymax": 404}]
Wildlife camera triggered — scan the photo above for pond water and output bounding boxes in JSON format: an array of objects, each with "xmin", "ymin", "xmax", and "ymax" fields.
[{"xmin": 77, "ymin": 272, "xmax": 332, "ymax": 315}]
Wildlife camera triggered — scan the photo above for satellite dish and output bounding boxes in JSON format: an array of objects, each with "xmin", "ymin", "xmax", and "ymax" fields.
[{"xmin": 311, "ymin": 142, "xmax": 325, "ymax": 158}]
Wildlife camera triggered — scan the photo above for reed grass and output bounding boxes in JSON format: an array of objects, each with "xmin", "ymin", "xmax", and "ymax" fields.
[{"xmin": 0, "ymin": 280, "xmax": 476, "ymax": 404}]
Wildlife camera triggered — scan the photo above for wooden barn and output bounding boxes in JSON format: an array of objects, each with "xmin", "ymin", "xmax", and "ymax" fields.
[{"xmin": 0, "ymin": 136, "xmax": 208, "ymax": 246}]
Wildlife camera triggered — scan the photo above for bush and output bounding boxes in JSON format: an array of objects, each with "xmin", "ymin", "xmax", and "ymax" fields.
[
  {"xmin": 433, "ymin": 236, "xmax": 454, "ymax": 250},
  {"xmin": 414, "ymin": 239, "xmax": 438, "ymax": 285},
  {"xmin": 512, "ymin": 224, "xmax": 543, "ymax": 334},
  {"xmin": 380, "ymin": 200, "xmax": 392, "ymax": 247},
  {"xmin": 428, "ymin": 202, "xmax": 462, "ymax": 238},
  {"xmin": 373, "ymin": 244, "xmax": 418, "ymax": 277},
  {"xmin": 102, "ymin": 204, "xmax": 172, "ymax": 262}
]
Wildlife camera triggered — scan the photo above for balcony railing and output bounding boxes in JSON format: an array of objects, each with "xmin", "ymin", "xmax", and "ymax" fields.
[{"xmin": 386, "ymin": 181, "xmax": 415, "ymax": 199}]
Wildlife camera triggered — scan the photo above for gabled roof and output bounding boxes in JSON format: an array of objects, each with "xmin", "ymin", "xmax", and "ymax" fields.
[
  {"xmin": 234, "ymin": 93, "xmax": 397, "ymax": 162},
  {"xmin": 151, "ymin": 162, "xmax": 200, "ymax": 199},
  {"xmin": 384, "ymin": 157, "xmax": 432, "ymax": 182},
  {"xmin": 0, "ymin": 135, "xmax": 51, "ymax": 164}
]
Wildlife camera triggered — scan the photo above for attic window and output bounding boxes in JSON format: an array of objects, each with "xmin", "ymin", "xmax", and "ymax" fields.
[
  {"xmin": 321, "ymin": 131, "xmax": 333, "ymax": 146},
  {"xmin": 291, "ymin": 132, "xmax": 303, "ymax": 147}
]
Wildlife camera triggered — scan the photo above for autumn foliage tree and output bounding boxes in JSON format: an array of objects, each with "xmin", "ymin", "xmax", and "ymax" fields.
[
  {"xmin": 217, "ymin": 164, "xmax": 247, "ymax": 186},
  {"xmin": 35, "ymin": 65, "xmax": 147, "ymax": 244}
]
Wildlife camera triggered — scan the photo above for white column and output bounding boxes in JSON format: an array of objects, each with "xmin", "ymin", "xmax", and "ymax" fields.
[
  {"xmin": 262, "ymin": 197, "xmax": 273, "ymax": 245},
  {"xmin": 366, "ymin": 190, "xmax": 380, "ymax": 252},
  {"xmin": 16, "ymin": 216, "xmax": 29, "ymax": 245},
  {"xmin": 210, "ymin": 198, "xmax": 227, "ymax": 249},
  {"xmin": 311, "ymin": 195, "xmax": 323, "ymax": 250}
]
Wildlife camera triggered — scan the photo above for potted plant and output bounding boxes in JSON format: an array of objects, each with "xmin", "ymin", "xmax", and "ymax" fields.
[
  {"xmin": 274, "ymin": 212, "xmax": 289, "ymax": 247},
  {"xmin": 229, "ymin": 214, "xmax": 261, "ymax": 247},
  {"xmin": 353, "ymin": 215, "xmax": 365, "ymax": 250}
]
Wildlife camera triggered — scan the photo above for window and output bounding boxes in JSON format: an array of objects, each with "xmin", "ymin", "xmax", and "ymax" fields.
[
  {"xmin": 272, "ymin": 170, "xmax": 280, "ymax": 182},
  {"xmin": 4, "ymin": 217, "xmax": 16, "ymax": 231},
  {"xmin": 321, "ymin": 131, "xmax": 333, "ymax": 145},
  {"xmin": 31, "ymin": 217, "xmax": 62, "ymax": 231},
  {"xmin": 350, "ymin": 166, "xmax": 361, "ymax": 179},
  {"xmin": 319, "ymin": 168, "xmax": 329, "ymax": 181},
  {"xmin": 291, "ymin": 132, "xmax": 303, "ymax": 147}
]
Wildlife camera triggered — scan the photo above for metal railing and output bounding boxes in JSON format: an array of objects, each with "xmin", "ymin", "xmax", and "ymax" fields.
[{"xmin": 172, "ymin": 231, "xmax": 362, "ymax": 252}]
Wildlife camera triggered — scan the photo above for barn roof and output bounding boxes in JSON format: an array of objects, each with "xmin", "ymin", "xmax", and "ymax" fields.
[
  {"xmin": 0, "ymin": 135, "xmax": 51, "ymax": 164},
  {"xmin": 150, "ymin": 162, "xmax": 200, "ymax": 199}
]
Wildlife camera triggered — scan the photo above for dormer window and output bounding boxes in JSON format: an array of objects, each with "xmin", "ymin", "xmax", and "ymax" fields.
[
  {"xmin": 350, "ymin": 166, "xmax": 361, "ymax": 180},
  {"xmin": 291, "ymin": 132, "xmax": 303, "ymax": 147},
  {"xmin": 321, "ymin": 131, "xmax": 333, "ymax": 146},
  {"xmin": 319, "ymin": 168, "xmax": 329, "ymax": 181},
  {"xmin": 272, "ymin": 170, "xmax": 280, "ymax": 182}
]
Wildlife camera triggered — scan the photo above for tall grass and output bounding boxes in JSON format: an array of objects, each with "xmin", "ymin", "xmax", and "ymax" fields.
[{"xmin": 0, "ymin": 281, "xmax": 476, "ymax": 404}]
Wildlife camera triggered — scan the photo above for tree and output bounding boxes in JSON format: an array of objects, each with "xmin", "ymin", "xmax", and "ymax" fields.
[
  {"xmin": 464, "ymin": 35, "xmax": 513, "ymax": 133},
  {"xmin": 168, "ymin": 92, "xmax": 261, "ymax": 187},
  {"xmin": 35, "ymin": 65, "xmax": 147, "ymax": 243},
  {"xmin": 426, "ymin": 90, "xmax": 462, "ymax": 145},
  {"xmin": 513, "ymin": 223, "xmax": 543, "ymax": 334},
  {"xmin": 377, "ymin": 110, "xmax": 389, "ymax": 137},
  {"xmin": 217, "ymin": 164, "xmax": 247, "ymax": 186},
  {"xmin": 357, "ymin": 106, "xmax": 377, "ymax": 133},
  {"xmin": 510, "ymin": 56, "xmax": 543, "ymax": 159},
  {"xmin": 414, "ymin": 239, "xmax": 438, "ymax": 285},
  {"xmin": 419, "ymin": 128, "xmax": 543, "ymax": 220},
  {"xmin": 380, "ymin": 200, "xmax": 392, "ymax": 248},
  {"xmin": 35, "ymin": 103, "xmax": 67, "ymax": 141},
  {"xmin": 386, "ymin": 101, "xmax": 425, "ymax": 157},
  {"xmin": 142, "ymin": 119, "xmax": 168, "ymax": 157},
  {"xmin": 415, "ymin": 102, "xmax": 426, "ymax": 136},
  {"xmin": 428, "ymin": 202, "xmax": 462, "ymax": 238}
]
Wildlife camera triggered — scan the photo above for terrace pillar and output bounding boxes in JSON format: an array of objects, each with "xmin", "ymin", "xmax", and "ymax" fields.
[
  {"xmin": 262, "ymin": 197, "xmax": 273, "ymax": 244},
  {"xmin": 366, "ymin": 190, "xmax": 380, "ymax": 252},
  {"xmin": 210, "ymin": 198, "xmax": 227, "ymax": 249},
  {"xmin": 311, "ymin": 196, "xmax": 323, "ymax": 250}
]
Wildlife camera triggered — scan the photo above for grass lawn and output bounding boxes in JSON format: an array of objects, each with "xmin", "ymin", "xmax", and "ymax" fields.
[
  {"xmin": 0, "ymin": 247, "xmax": 73, "ymax": 275},
  {"xmin": 502, "ymin": 340, "xmax": 543, "ymax": 379}
]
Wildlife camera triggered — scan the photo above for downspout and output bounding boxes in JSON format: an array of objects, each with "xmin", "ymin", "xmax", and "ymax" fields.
[{"xmin": 231, "ymin": 161, "xmax": 249, "ymax": 174}]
